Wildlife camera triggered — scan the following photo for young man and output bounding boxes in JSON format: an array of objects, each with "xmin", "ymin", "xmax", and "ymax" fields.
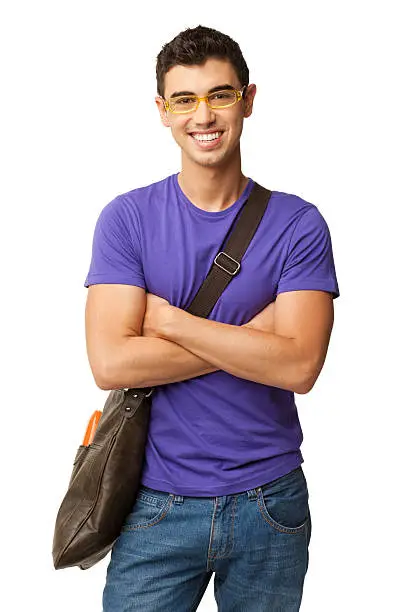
[{"xmin": 84, "ymin": 25, "xmax": 339, "ymax": 612}]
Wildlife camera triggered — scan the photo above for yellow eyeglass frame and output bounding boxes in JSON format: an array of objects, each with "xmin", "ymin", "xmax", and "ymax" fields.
[{"xmin": 163, "ymin": 86, "xmax": 247, "ymax": 115}]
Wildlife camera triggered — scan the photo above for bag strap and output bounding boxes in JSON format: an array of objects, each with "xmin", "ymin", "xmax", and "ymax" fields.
[
  {"xmin": 186, "ymin": 182, "xmax": 272, "ymax": 318},
  {"xmin": 133, "ymin": 181, "xmax": 272, "ymax": 398}
]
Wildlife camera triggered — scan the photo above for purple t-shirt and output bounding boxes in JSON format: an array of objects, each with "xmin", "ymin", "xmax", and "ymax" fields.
[{"xmin": 84, "ymin": 173, "xmax": 340, "ymax": 496}]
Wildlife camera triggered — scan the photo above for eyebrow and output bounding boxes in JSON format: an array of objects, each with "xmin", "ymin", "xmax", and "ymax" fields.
[{"xmin": 168, "ymin": 84, "xmax": 235, "ymax": 99}]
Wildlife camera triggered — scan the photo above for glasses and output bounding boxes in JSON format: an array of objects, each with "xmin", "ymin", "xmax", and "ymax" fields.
[{"xmin": 163, "ymin": 86, "xmax": 246, "ymax": 114}]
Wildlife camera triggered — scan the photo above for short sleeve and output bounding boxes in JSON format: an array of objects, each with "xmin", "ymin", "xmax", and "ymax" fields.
[
  {"xmin": 277, "ymin": 207, "xmax": 340, "ymax": 299},
  {"xmin": 84, "ymin": 196, "xmax": 146, "ymax": 289}
]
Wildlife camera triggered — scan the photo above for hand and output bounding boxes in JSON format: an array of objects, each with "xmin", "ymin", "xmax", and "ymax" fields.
[
  {"xmin": 244, "ymin": 301, "xmax": 276, "ymax": 333},
  {"xmin": 142, "ymin": 293, "xmax": 175, "ymax": 339}
]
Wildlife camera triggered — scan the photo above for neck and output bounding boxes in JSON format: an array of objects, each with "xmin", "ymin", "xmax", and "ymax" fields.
[{"xmin": 178, "ymin": 148, "xmax": 248, "ymax": 213}]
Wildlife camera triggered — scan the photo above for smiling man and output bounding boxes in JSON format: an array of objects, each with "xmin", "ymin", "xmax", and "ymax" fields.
[{"xmin": 84, "ymin": 25, "xmax": 339, "ymax": 612}]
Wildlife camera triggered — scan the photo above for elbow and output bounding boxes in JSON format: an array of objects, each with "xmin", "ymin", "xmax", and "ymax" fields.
[
  {"xmin": 93, "ymin": 355, "xmax": 141, "ymax": 391},
  {"xmin": 94, "ymin": 362, "xmax": 129, "ymax": 391},
  {"xmin": 294, "ymin": 359, "xmax": 321, "ymax": 395},
  {"xmin": 88, "ymin": 337, "xmax": 141, "ymax": 390},
  {"xmin": 96, "ymin": 377, "xmax": 113, "ymax": 391},
  {"xmin": 89, "ymin": 356, "xmax": 118, "ymax": 391},
  {"xmin": 91, "ymin": 363, "xmax": 112, "ymax": 390},
  {"xmin": 294, "ymin": 379, "xmax": 314, "ymax": 395}
]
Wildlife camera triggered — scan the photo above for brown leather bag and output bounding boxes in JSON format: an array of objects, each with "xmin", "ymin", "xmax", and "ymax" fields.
[{"xmin": 52, "ymin": 183, "xmax": 272, "ymax": 570}]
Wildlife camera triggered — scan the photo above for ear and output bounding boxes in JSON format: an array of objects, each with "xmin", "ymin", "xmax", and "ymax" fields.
[
  {"xmin": 155, "ymin": 96, "xmax": 171, "ymax": 127},
  {"xmin": 243, "ymin": 84, "xmax": 256, "ymax": 119}
]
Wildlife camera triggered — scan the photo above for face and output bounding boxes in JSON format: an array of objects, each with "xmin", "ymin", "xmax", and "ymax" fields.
[{"xmin": 155, "ymin": 58, "xmax": 256, "ymax": 169}]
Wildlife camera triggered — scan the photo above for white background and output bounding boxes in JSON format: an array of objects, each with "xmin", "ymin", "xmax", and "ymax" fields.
[{"xmin": 1, "ymin": 1, "xmax": 396, "ymax": 610}]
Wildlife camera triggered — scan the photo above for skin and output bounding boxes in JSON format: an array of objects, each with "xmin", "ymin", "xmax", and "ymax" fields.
[
  {"xmin": 155, "ymin": 58, "xmax": 256, "ymax": 212},
  {"xmin": 86, "ymin": 57, "xmax": 333, "ymax": 394},
  {"xmin": 143, "ymin": 59, "xmax": 276, "ymax": 367},
  {"xmin": 133, "ymin": 57, "xmax": 334, "ymax": 393}
]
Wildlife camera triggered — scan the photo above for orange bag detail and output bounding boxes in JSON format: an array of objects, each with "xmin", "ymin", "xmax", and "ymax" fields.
[{"xmin": 82, "ymin": 411, "xmax": 102, "ymax": 446}]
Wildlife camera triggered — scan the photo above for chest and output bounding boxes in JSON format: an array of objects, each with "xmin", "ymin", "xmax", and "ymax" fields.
[{"xmin": 139, "ymin": 203, "xmax": 288, "ymax": 324}]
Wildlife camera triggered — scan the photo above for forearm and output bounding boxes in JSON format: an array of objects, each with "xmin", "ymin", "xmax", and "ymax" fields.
[
  {"xmin": 102, "ymin": 336, "xmax": 219, "ymax": 390},
  {"xmin": 161, "ymin": 310, "xmax": 309, "ymax": 393}
]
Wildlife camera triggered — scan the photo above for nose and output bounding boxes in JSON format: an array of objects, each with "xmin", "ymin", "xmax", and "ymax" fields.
[{"xmin": 193, "ymin": 98, "xmax": 216, "ymax": 125}]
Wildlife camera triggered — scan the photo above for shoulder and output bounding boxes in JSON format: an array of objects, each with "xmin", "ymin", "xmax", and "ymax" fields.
[
  {"xmin": 115, "ymin": 174, "xmax": 175, "ymax": 212},
  {"xmin": 264, "ymin": 188, "xmax": 329, "ymax": 234},
  {"xmin": 269, "ymin": 189, "xmax": 318, "ymax": 218},
  {"xmin": 98, "ymin": 173, "xmax": 175, "ymax": 228}
]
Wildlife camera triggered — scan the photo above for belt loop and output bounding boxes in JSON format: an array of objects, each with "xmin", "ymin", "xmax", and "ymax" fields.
[
  {"xmin": 246, "ymin": 488, "xmax": 259, "ymax": 501},
  {"xmin": 173, "ymin": 495, "xmax": 184, "ymax": 504}
]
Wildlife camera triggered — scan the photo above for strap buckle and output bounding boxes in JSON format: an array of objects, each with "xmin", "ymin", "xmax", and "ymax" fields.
[{"xmin": 214, "ymin": 251, "xmax": 241, "ymax": 276}]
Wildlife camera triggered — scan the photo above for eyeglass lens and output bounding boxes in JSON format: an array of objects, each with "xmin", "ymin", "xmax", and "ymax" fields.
[{"xmin": 170, "ymin": 90, "xmax": 237, "ymax": 112}]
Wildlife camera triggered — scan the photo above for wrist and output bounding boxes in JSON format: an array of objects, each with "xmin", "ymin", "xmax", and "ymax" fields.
[{"xmin": 160, "ymin": 306, "xmax": 188, "ymax": 342}]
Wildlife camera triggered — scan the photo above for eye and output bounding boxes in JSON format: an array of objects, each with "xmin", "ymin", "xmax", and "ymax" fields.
[
  {"xmin": 174, "ymin": 96, "xmax": 196, "ymax": 105},
  {"xmin": 210, "ymin": 91, "xmax": 235, "ymax": 101}
]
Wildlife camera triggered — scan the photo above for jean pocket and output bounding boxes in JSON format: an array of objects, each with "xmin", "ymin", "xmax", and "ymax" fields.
[
  {"xmin": 257, "ymin": 467, "xmax": 310, "ymax": 534},
  {"xmin": 122, "ymin": 487, "xmax": 174, "ymax": 531}
]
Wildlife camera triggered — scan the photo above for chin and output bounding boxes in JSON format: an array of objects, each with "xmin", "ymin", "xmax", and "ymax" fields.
[
  {"xmin": 187, "ymin": 144, "xmax": 230, "ymax": 165},
  {"xmin": 190, "ymin": 153, "xmax": 227, "ymax": 168}
]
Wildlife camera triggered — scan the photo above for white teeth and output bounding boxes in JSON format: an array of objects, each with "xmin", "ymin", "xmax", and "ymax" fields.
[{"xmin": 192, "ymin": 132, "xmax": 222, "ymax": 142}]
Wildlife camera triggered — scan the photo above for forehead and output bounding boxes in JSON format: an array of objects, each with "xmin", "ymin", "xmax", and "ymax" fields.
[{"xmin": 164, "ymin": 58, "xmax": 240, "ymax": 97}]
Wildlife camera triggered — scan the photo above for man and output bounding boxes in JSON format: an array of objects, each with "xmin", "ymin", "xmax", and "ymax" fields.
[{"xmin": 84, "ymin": 25, "xmax": 339, "ymax": 612}]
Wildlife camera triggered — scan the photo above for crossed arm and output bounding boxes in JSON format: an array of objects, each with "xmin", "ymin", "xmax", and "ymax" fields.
[{"xmin": 85, "ymin": 285, "xmax": 334, "ymax": 395}]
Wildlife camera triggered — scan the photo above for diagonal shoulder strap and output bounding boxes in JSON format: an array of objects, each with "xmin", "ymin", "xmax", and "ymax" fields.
[
  {"xmin": 132, "ymin": 182, "xmax": 271, "ymax": 396},
  {"xmin": 186, "ymin": 182, "xmax": 272, "ymax": 318}
]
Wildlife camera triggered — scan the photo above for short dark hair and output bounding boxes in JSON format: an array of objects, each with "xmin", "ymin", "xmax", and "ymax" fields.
[{"xmin": 156, "ymin": 25, "xmax": 249, "ymax": 98}]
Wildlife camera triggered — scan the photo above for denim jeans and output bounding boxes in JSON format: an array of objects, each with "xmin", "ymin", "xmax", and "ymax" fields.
[{"xmin": 103, "ymin": 466, "xmax": 311, "ymax": 611}]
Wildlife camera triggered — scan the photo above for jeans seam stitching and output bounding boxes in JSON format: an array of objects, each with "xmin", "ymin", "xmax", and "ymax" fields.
[
  {"xmin": 123, "ymin": 494, "xmax": 174, "ymax": 531},
  {"xmin": 257, "ymin": 492, "xmax": 307, "ymax": 534},
  {"xmin": 206, "ymin": 497, "xmax": 218, "ymax": 570},
  {"xmin": 208, "ymin": 495, "xmax": 238, "ymax": 560}
]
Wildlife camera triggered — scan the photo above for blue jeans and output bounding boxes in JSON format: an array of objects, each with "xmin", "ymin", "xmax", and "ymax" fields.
[{"xmin": 103, "ymin": 466, "xmax": 311, "ymax": 611}]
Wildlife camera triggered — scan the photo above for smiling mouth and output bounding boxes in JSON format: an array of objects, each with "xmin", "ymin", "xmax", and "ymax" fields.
[{"xmin": 189, "ymin": 131, "xmax": 224, "ymax": 147}]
